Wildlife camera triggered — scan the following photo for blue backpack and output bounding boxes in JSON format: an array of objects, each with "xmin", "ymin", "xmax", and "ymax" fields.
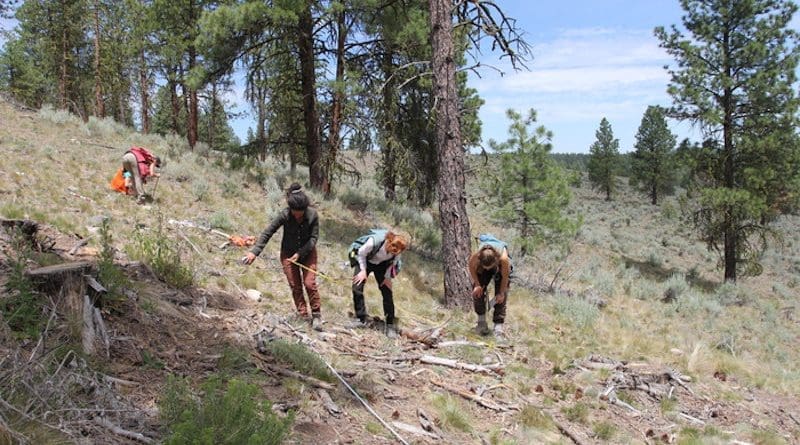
[
  {"xmin": 478, "ymin": 233, "xmax": 507, "ymax": 252},
  {"xmin": 478, "ymin": 233, "xmax": 512, "ymax": 269},
  {"xmin": 348, "ymin": 229, "xmax": 388, "ymax": 267}
]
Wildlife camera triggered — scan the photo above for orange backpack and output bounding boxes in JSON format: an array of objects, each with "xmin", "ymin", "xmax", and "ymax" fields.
[{"xmin": 110, "ymin": 167, "xmax": 128, "ymax": 194}]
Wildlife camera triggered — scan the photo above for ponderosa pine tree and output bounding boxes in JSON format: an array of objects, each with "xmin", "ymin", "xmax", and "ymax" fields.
[
  {"xmin": 484, "ymin": 109, "xmax": 581, "ymax": 256},
  {"xmin": 656, "ymin": 0, "xmax": 800, "ymax": 282},
  {"xmin": 630, "ymin": 106, "xmax": 677, "ymax": 205},
  {"xmin": 587, "ymin": 117, "xmax": 620, "ymax": 201}
]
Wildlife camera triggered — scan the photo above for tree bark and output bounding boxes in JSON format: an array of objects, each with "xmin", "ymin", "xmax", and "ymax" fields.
[
  {"xmin": 322, "ymin": 8, "xmax": 347, "ymax": 197},
  {"xmin": 139, "ymin": 48, "xmax": 149, "ymax": 134},
  {"xmin": 93, "ymin": 0, "xmax": 105, "ymax": 118},
  {"xmin": 429, "ymin": 0, "xmax": 472, "ymax": 308},
  {"xmin": 187, "ymin": 47, "xmax": 199, "ymax": 149},
  {"xmin": 298, "ymin": 0, "xmax": 324, "ymax": 189}
]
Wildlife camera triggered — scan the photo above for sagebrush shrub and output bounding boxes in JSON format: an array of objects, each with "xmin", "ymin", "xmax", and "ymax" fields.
[{"xmin": 160, "ymin": 376, "xmax": 293, "ymax": 445}]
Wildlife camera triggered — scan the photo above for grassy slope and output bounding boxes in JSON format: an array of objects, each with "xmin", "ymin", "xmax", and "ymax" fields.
[{"xmin": 1, "ymin": 99, "xmax": 799, "ymax": 444}]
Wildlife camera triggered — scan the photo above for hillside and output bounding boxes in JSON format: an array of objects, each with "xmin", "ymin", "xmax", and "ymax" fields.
[{"xmin": 1, "ymin": 98, "xmax": 799, "ymax": 445}]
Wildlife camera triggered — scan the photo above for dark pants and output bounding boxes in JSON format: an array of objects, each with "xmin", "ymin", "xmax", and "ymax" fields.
[
  {"xmin": 352, "ymin": 261, "xmax": 394, "ymax": 325},
  {"xmin": 281, "ymin": 248, "xmax": 320, "ymax": 317},
  {"xmin": 473, "ymin": 268, "xmax": 507, "ymax": 324}
]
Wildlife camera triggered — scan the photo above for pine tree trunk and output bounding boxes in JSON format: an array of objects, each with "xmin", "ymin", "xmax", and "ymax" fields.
[
  {"xmin": 381, "ymin": 48, "xmax": 397, "ymax": 202},
  {"xmin": 187, "ymin": 48, "xmax": 198, "ymax": 149},
  {"xmin": 323, "ymin": 8, "xmax": 346, "ymax": 197},
  {"xmin": 93, "ymin": 0, "xmax": 105, "ymax": 118},
  {"xmin": 429, "ymin": 0, "xmax": 472, "ymax": 308},
  {"xmin": 298, "ymin": 0, "xmax": 323, "ymax": 189},
  {"xmin": 139, "ymin": 48, "xmax": 149, "ymax": 134},
  {"xmin": 60, "ymin": 22, "xmax": 68, "ymax": 110}
]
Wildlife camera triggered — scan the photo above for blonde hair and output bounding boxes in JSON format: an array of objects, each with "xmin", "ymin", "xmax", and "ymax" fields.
[
  {"xmin": 477, "ymin": 245, "xmax": 499, "ymax": 270},
  {"xmin": 385, "ymin": 231, "xmax": 409, "ymax": 253}
]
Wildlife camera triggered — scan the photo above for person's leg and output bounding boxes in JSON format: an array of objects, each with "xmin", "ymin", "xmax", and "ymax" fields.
[
  {"xmin": 351, "ymin": 263, "xmax": 368, "ymax": 322},
  {"xmin": 281, "ymin": 252, "xmax": 308, "ymax": 317},
  {"xmin": 373, "ymin": 262, "xmax": 394, "ymax": 325},
  {"xmin": 492, "ymin": 272, "xmax": 507, "ymax": 334},
  {"xmin": 300, "ymin": 248, "xmax": 322, "ymax": 330},
  {"xmin": 473, "ymin": 269, "xmax": 494, "ymax": 335},
  {"xmin": 122, "ymin": 153, "xmax": 145, "ymax": 201}
]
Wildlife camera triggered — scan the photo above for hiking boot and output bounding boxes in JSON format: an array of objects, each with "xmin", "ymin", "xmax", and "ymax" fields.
[
  {"xmin": 312, "ymin": 316, "xmax": 323, "ymax": 332},
  {"xmin": 493, "ymin": 323, "xmax": 506, "ymax": 337},
  {"xmin": 475, "ymin": 320, "xmax": 491, "ymax": 336},
  {"xmin": 385, "ymin": 324, "xmax": 398, "ymax": 339}
]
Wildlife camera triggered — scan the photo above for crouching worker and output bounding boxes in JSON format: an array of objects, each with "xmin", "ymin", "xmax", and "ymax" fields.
[
  {"xmin": 349, "ymin": 229, "xmax": 409, "ymax": 338},
  {"xmin": 121, "ymin": 146, "xmax": 161, "ymax": 204},
  {"xmin": 242, "ymin": 183, "xmax": 324, "ymax": 331},
  {"xmin": 468, "ymin": 234, "xmax": 511, "ymax": 337}
]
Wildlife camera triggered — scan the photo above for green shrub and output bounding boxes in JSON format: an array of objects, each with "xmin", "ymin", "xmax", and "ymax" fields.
[
  {"xmin": 129, "ymin": 222, "xmax": 194, "ymax": 289},
  {"xmin": 208, "ymin": 211, "xmax": 233, "ymax": 232},
  {"xmin": 431, "ymin": 394, "xmax": 472, "ymax": 433},
  {"xmin": 517, "ymin": 405, "xmax": 552, "ymax": 429},
  {"xmin": 592, "ymin": 421, "xmax": 616, "ymax": 440},
  {"xmin": 261, "ymin": 339, "xmax": 333, "ymax": 382},
  {"xmin": 160, "ymin": 376, "xmax": 293, "ymax": 445},
  {"xmin": 97, "ymin": 220, "xmax": 129, "ymax": 307},
  {"xmin": 0, "ymin": 230, "xmax": 44, "ymax": 338},
  {"xmin": 553, "ymin": 296, "xmax": 599, "ymax": 330},
  {"xmin": 561, "ymin": 402, "xmax": 589, "ymax": 424}
]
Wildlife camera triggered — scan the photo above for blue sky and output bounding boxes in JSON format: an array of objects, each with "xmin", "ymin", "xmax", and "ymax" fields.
[{"xmin": 467, "ymin": 0, "xmax": 697, "ymax": 153}]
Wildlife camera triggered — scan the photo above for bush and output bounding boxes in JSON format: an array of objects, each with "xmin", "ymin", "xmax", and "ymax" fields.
[
  {"xmin": 129, "ymin": 221, "xmax": 194, "ymax": 289},
  {"xmin": 160, "ymin": 376, "xmax": 293, "ymax": 445},
  {"xmin": 0, "ymin": 230, "xmax": 44, "ymax": 338},
  {"xmin": 261, "ymin": 339, "xmax": 333, "ymax": 382},
  {"xmin": 97, "ymin": 220, "xmax": 129, "ymax": 307}
]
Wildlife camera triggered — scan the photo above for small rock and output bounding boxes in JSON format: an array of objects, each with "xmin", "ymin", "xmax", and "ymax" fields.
[
  {"xmin": 670, "ymin": 348, "xmax": 684, "ymax": 355},
  {"xmin": 245, "ymin": 289, "xmax": 262, "ymax": 302}
]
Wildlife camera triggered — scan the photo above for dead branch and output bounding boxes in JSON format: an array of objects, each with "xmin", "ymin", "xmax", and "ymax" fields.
[
  {"xmin": 678, "ymin": 411, "xmax": 705, "ymax": 425},
  {"xmin": 68, "ymin": 238, "xmax": 88, "ymax": 255},
  {"xmin": 553, "ymin": 419, "xmax": 588, "ymax": 445},
  {"xmin": 430, "ymin": 378, "xmax": 513, "ymax": 412},
  {"xmin": 420, "ymin": 354, "xmax": 503, "ymax": 375},
  {"xmin": 251, "ymin": 353, "xmax": 335, "ymax": 390},
  {"xmin": 391, "ymin": 421, "xmax": 440, "ymax": 439},
  {"xmin": 94, "ymin": 416, "xmax": 154, "ymax": 444},
  {"xmin": 317, "ymin": 389, "xmax": 341, "ymax": 415},
  {"xmin": 436, "ymin": 340, "xmax": 488, "ymax": 348}
]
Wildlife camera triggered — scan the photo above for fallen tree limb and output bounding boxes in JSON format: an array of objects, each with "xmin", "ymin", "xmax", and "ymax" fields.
[
  {"xmin": 94, "ymin": 416, "xmax": 154, "ymax": 444},
  {"xmin": 420, "ymin": 355, "xmax": 503, "ymax": 376},
  {"xmin": 430, "ymin": 378, "xmax": 512, "ymax": 412},
  {"xmin": 317, "ymin": 389, "xmax": 341, "ymax": 415},
  {"xmin": 391, "ymin": 421, "xmax": 440, "ymax": 439},
  {"xmin": 252, "ymin": 356, "xmax": 335, "ymax": 390}
]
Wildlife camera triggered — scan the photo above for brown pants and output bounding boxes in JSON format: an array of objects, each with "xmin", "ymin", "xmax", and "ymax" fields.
[
  {"xmin": 281, "ymin": 248, "xmax": 321, "ymax": 317},
  {"xmin": 121, "ymin": 152, "xmax": 145, "ymax": 198}
]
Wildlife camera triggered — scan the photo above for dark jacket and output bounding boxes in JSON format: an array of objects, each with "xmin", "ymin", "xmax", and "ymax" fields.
[{"xmin": 250, "ymin": 207, "xmax": 319, "ymax": 260}]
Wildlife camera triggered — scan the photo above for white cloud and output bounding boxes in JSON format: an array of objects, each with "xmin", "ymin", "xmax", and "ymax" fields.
[{"xmin": 472, "ymin": 26, "xmax": 680, "ymax": 152}]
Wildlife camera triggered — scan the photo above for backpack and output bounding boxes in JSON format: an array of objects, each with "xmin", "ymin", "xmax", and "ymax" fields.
[
  {"xmin": 478, "ymin": 233, "xmax": 507, "ymax": 252},
  {"xmin": 478, "ymin": 233, "xmax": 513, "ymax": 270},
  {"xmin": 347, "ymin": 229, "xmax": 388, "ymax": 267}
]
